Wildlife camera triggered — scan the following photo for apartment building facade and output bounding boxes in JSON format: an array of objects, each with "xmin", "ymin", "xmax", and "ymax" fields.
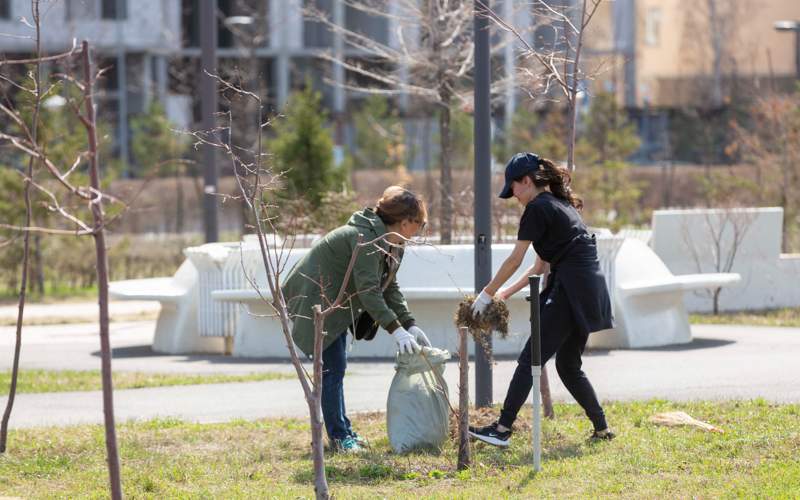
[{"xmin": 1, "ymin": 0, "xmax": 797, "ymax": 168}]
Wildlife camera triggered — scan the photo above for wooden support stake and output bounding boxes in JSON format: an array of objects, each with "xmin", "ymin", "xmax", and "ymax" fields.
[
  {"xmin": 457, "ymin": 326, "xmax": 471, "ymax": 470},
  {"xmin": 541, "ymin": 367, "xmax": 555, "ymax": 419}
]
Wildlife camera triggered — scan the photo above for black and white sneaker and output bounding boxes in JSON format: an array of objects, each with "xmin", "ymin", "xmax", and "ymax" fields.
[
  {"xmin": 589, "ymin": 429, "xmax": 616, "ymax": 442},
  {"xmin": 468, "ymin": 421, "xmax": 512, "ymax": 447}
]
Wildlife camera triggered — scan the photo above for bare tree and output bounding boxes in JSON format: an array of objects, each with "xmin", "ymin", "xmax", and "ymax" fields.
[
  {"xmin": 680, "ymin": 0, "xmax": 751, "ymax": 108},
  {"xmin": 306, "ymin": 0, "xmax": 504, "ymax": 243},
  {"xmin": 732, "ymin": 93, "xmax": 800, "ymax": 253},
  {"xmin": 482, "ymin": 0, "xmax": 604, "ymax": 171},
  {"xmin": 80, "ymin": 41, "xmax": 123, "ymax": 500},
  {"xmin": 194, "ymin": 72, "xmax": 426, "ymax": 499},
  {"xmin": 682, "ymin": 209, "xmax": 754, "ymax": 314},
  {"xmin": 0, "ymin": 0, "xmax": 45, "ymax": 454},
  {"xmin": 0, "ymin": 35, "xmax": 125, "ymax": 497}
]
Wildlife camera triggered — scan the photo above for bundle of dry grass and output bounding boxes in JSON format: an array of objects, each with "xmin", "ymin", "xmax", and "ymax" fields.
[
  {"xmin": 455, "ymin": 295, "xmax": 510, "ymax": 340},
  {"xmin": 649, "ymin": 411, "xmax": 724, "ymax": 433}
]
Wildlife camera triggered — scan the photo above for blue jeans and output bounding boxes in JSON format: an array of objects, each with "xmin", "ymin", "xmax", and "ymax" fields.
[{"xmin": 321, "ymin": 331, "xmax": 353, "ymax": 441}]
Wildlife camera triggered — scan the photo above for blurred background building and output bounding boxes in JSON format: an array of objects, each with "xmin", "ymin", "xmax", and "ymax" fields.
[{"xmin": 1, "ymin": 0, "xmax": 798, "ymax": 173}]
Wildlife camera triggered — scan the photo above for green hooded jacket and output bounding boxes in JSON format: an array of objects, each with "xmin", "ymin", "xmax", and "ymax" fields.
[{"xmin": 281, "ymin": 208, "xmax": 415, "ymax": 356}]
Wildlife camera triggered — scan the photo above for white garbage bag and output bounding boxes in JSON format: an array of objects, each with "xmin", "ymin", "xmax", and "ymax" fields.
[{"xmin": 386, "ymin": 346, "xmax": 451, "ymax": 453}]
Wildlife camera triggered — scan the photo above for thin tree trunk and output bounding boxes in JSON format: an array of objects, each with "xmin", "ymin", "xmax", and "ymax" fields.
[
  {"xmin": 82, "ymin": 40, "xmax": 123, "ymax": 500},
  {"xmin": 439, "ymin": 100, "xmax": 453, "ymax": 244},
  {"xmin": 457, "ymin": 327, "xmax": 471, "ymax": 470},
  {"xmin": 0, "ymin": 0, "xmax": 42, "ymax": 454},
  {"xmin": 176, "ymin": 170, "xmax": 185, "ymax": 234},
  {"xmin": 33, "ymin": 233, "xmax": 44, "ymax": 295},
  {"xmin": 567, "ymin": 0, "xmax": 589, "ymax": 172},
  {"xmin": 311, "ymin": 307, "xmax": 330, "ymax": 500},
  {"xmin": 540, "ymin": 366, "xmax": 554, "ymax": 419}
]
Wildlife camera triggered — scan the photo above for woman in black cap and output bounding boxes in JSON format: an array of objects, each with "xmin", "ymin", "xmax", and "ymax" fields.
[{"xmin": 468, "ymin": 152, "xmax": 614, "ymax": 447}]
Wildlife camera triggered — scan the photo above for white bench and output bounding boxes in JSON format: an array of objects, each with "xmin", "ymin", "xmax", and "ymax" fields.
[
  {"xmin": 109, "ymin": 259, "xmax": 223, "ymax": 353},
  {"xmin": 587, "ymin": 238, "xmax": 740, "ymax": 349},
  {"xmin": 115, "ymin": 232, "xmax": 738, "ymax": 356},
  {"xmin": 213, "ymin": 243, "xmax": 538, "ymax": 357},
  {"xmin": 651, "ymin": 207, "xmax": 800, "ymax": 312}
]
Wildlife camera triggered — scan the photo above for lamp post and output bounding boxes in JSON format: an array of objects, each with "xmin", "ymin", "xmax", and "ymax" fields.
[
  {"xmin": 200, "ymin": 0, "xmax": 219, "ymax": 243},
  {"xmin": 115, "ymin": 0, "xmax": 129, "ymax": 175},
  {"xmin": 473, "ymin": 0, "xmax": 493, "ymax": 407},
  {"xmin": 774, "ymin": 20, "xmax": 800, "ymax": 79}
]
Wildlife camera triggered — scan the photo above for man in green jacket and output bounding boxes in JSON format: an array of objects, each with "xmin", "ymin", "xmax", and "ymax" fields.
[{"xmin": 281, "ymin": 186, "xmax": 430, "ymax": 453}]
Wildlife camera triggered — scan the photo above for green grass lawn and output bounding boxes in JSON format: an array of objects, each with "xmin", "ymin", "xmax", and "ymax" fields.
[
  {"xmin": 0, "ymin": 369, "xmax": 294, "ymax": 394},
  {"xmin": 0, "ymin": 284, "xmax": 99, "ymax": 305},
  {"xmin": 690, "ymin": 307, "xmax": 800, "ymax": 328},
  {"xmin": 0, "ymin": 400, "xmax": 797, "ymax": 498}
]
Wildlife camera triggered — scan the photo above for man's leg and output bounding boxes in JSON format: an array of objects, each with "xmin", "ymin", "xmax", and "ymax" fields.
[
  {"xmin": 555, "ymin": 332, "xmax": 608, "ymax": 432},
  {"xmin": 321, "ymin": 332, "xmax": 351, "ymax": 441}
]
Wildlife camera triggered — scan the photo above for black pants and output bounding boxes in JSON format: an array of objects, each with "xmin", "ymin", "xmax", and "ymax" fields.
[{"xmin": 498, "ymin": 282, "xmax": 607, "ymax": 431}]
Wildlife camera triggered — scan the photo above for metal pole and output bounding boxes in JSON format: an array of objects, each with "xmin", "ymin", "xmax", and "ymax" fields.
[
  {"xmin": 115, "ymin": 0, "xmax": 129, "ymax": 176},
  {"xmin": 332, "ymin": 0, "xmax": 345, "ymax": 165},
  {"xmin": 200, "ymin": 0, "xmax": 219, "ymax": 243},
  {"xmin": 473, "ymin": 0, "xmax": 493, "ymax": 408},
  {"xmin": 527, "ymin": 275, "xmax": 542, "ymax": 472},
  {"xmin": 795, "ymin": 30, "xmax": 800, "ymax": 79},
  {"xmin": 274, "ymin": 0, "xmax": 290, "ymax": 108}
]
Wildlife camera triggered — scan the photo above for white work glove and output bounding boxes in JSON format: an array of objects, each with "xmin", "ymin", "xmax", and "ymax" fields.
[
  {"xmin": 393, "ymin": 327, "xmax": 420, "ymax": 354},
  {"xmin": 408, "ymin": 325, "xmax": 431, "ymax": 347},
  {"xmin": 470, "ymin": 289, "xmax": 493, "ymax": 318}
]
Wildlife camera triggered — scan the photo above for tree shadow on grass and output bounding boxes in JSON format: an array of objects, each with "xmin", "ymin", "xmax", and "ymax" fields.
[
  {"xmin": 473, "ymin": 436, "xmax": 599, "ymax": 471},
  {"xmin": 290, "ymin": 461, "xmax": 414, "ymax": 485},
  {"xmin": 292, "ymin": 445, "xmax": 449, "ymax": 485}
]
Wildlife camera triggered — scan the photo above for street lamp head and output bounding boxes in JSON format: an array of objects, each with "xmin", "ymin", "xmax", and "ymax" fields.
[
  {"xmin": 774, "ymin": 20, "xmax": 800, "ymax": 32},
  {"xmin": 224, "ymin": 16, "xmax": 255, "ymax": 27}
]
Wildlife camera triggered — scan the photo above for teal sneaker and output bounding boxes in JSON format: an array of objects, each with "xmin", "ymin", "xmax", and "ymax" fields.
[
  {"xmin": 332, "ymin": 436, "xmax": 363, "ymax": 454},
  {"xmin": 350, "ymin": 431, "xmax": 370, "ymax": 448}
]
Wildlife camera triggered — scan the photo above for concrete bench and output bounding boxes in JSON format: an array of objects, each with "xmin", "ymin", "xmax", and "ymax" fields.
[
  {"xmin": 587, "ymin": 238, "xmax": 741, "ymax": 349},
  {"xmin": 651, "ymin": 207, "xmax": 800, "ymax": 312},
  {"xmin": 213, "ymin": 243, "xmax": 538, "ymax": 357},
  {"xmin": 109, "ymin": 259, "xmax": 222, "ymax": 353},
  {"xmin": 119, "ymin": 231, "xmax": 737, "ymax": 356}
]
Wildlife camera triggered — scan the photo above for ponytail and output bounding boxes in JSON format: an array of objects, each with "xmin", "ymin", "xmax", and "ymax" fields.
[{"xmin": 524, "ymin": 158, "xmax": 583, "ymax": 210}]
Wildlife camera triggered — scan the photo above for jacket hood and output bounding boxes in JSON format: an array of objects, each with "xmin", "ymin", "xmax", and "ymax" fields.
[{"xmin": 347, "ymin": 208, "xmax": 386, "ymax": 237}]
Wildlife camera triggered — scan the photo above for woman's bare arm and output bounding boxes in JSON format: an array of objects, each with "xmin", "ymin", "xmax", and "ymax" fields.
[
  {"xmin": 498, "ymin": 255, "xmax": 548, "ymax": 299},
  {"xmin": 483, "ymin": 240, "xmax": 532, "ymax": 296}
]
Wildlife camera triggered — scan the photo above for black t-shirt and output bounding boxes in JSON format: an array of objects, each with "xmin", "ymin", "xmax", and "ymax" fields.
[{"xmin": 517, "ymin": 192, "xmax": 588, "ymax": 262}]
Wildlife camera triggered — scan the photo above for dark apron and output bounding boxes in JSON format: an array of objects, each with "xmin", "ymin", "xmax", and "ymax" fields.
[{"xmin": 546, "ymin": 234, "xmax": 613, "ymax": 337}]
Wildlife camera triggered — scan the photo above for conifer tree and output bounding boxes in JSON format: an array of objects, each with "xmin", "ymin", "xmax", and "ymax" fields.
[{"xmin": 271, "ymin": 83, "xmax": 342, "ymax": 207}]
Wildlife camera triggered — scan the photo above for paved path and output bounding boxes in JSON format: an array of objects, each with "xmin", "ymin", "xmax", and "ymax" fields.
[
  {"xmin": 0, "ymin": 300, "xmax": 159, "ymax": 325},
  {"xmin": 1, "ymin": 320, "xmax": 799, "ymax": 428}
]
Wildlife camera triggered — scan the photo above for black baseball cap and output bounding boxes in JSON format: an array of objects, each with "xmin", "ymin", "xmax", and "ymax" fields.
[{"xmin": 498, "ymin": 152, "xmax": 541, "ymax": 199}]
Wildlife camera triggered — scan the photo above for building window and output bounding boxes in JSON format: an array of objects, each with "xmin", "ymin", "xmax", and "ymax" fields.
[
  {"xmin": 644, "ymin": 8, "xmax": 662, "ymax": 46},
  {"xmin": 101, "ymin": 0, "xmax": 127, "ymax": 20},
  {"xmin": 304, "ymin": 0, "xmax": 333, "ymax": 48},
  {"xmin": 0, "ymin": 0, "xmax": 11, "ymax": 19}
]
